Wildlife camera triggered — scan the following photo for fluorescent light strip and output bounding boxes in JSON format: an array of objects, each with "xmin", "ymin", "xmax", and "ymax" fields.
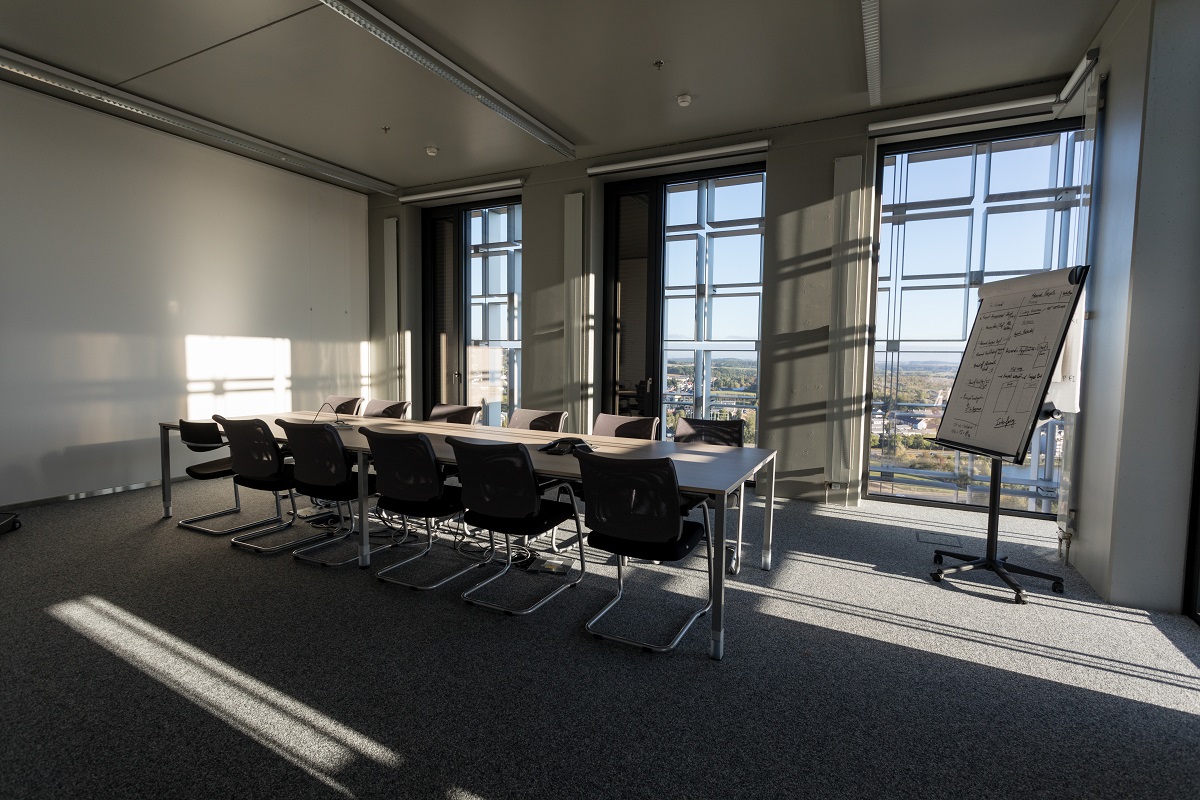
[
  {"xmin": 867, "ymin": 95, "xmax": 1059, "ymax": 133},
  {"xmin": 396, "ymin": 178, "xmax": 524, "ymax": 204},
  {"xmin": 861, "ymin": 0, "xmax": 882, "ymax": 107},
  {"xmin": 586, "ymin": 139, "xmax": 770, "ymax": 176},
  {"xmin": 318, "ymin": 0, "xmax": 575, "ymax": 159},
  {"xmin": 0, "ymin": 48, "xmax": 396, "ymax": 194}
]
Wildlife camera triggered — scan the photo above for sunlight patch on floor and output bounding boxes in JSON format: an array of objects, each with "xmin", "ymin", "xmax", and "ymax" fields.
[
  {"xmin": 48, "ymin": 595, "xmax": 401, "ymax": 796},
  {"xmin": 735, "ymin": 580, "xmax": 1200, "ymax": 715}
]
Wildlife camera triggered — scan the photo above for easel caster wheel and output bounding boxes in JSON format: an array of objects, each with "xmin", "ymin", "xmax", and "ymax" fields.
[
  {"xmin": 933, "ymin": 553, "xmax": 943, "ymax": 565},
  {"xmin": 1014, "ymin": 593, "xmax": 1027, "ymax": 605},
  {"xmin": 930, "ymin": 571, "xmax": 943, "ymax": 582},
  {"xmin": 1052, "ymin": 582, "xmax": 1064, "ymax": 593}
]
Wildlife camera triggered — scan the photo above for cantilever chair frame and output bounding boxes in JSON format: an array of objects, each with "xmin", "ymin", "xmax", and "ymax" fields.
[
  {"xmin": 576, "ymin": 451, "xmax": 714, "ymax": 653},
  {"xmin": 176, "ymin": 419, "xmax": 243, "ymax": 535},
  {"xmin": 214, "ymin": 415, "xmax": 329, "ymax": 555},
  {"xmin": 362, "ymin": 427, "xmax": 491, "ymax": 590},
  {"xmin": 447, "ymin": 436, "xmax": 586, "ymax": 616},
  {"xmin": 276, "ymin": 419, "xmax": 392, "ymax": 567}
]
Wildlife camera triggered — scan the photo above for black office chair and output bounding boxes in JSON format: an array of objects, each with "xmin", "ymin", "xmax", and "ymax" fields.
[
  {"xmin": 574, "ymin": 451, "xmax": 713, "ymax": 652},
  {"xmin": 447, "ymin": 436, "xmax": 586, "ymax": 615},
  {"xmin": 363, "ymin": 428, "xmax": 491, "ymax": 590},
  {"xmin": 361, "ymin": 399, "xmax": 411, "ymax": 419},
  {"xmin": 675, "ymin": 416, "xmax": 747, "ymax": 573},
  {"xmin": 560, "ymin": 413, "xmax": 659, "ymax": 514},
  {"xmin": 214, "ymin": 416, "xmax": 327, "ymax": 554},
  {"xmin": 323, "ymin": 395, "xmax": 363, "ymax": 416},
  {"xmin": 675, "ymin": 416, "xmax": 745, "ymax": 448},
  {"xmin": 276, "ymin": 419, "xmax": 390, "ymax": 566},
  {"xmin": 427, "ymin": 403, "xmax": 483, "ymax": 425},
  {"xmin": 593, "ymin": 412, "xmax": 659, "ymax": 439},
  {"xmin": 176, "ymin": 420, "xmax": 242, "ymax": 535},
  {"xmin": 508, "ymin": 407, "xmax": 568, "ymax": 432}
]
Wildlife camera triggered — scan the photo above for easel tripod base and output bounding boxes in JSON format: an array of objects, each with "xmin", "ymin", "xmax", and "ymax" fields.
[
  {"xmin": 928, "ymin": 456, "xmax": 1065, "ymax": 604},
  {"xmin": 930, "ymin": 550, "xmax": 1064, "ymax": 604}
]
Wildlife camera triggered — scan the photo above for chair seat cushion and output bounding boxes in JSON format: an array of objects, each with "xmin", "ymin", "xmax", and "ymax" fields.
[
  {"xmin": 295, "ymin": 471, "xmax": 376, "ymax": 502},
  {"xmin": 588, "ymin": 519, "xmax": 705, "ymax": 562},
  {"xmin": 464, "ymin": 498, "xmax": 577, "ymax": 537},
  {"xmin": 186, "ymin": 457, "xmax": 235, "ymax": 481},
  {"xmin": 234, "ymin": 464, "xmax": 296, "ymax": 492},
  {"xmin": 377, "ymin": 485, "xmax": 463, "ymax": 519}
]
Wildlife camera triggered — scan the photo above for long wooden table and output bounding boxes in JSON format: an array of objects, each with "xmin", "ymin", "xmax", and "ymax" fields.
[{"xmin": 159, "ymin": 411, "xmax": 777, "ymax": 660}]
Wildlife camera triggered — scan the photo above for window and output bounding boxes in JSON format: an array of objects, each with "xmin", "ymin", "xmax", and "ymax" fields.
[
  {"xmin": 662, "ymin": 174, "xmax": 764, "ymax": 444},
  {"xmin": 422, "ymin": 198, "xmax": 522, "ymax": 425},
  {"xmin": 872, "ymin": 126, "xmax": 1086, "ymax": 512},
  {"xmin": 466, "ymin": 204, "xmax": 522, "ymax": 425},
  {"xmin": 602, "ymin": 165, "xmax": 765, "ymax": 443}
]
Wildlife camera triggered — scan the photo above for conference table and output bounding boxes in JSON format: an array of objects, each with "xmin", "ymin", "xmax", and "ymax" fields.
[{"xmin": 159, "ymin": 411, "xmax": 777, "ymax": 660}]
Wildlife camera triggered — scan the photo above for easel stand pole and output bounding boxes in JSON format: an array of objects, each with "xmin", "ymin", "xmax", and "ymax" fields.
[{"xmin": 930, "ymin": 457, "xmax": 1064, "ymax": 604}]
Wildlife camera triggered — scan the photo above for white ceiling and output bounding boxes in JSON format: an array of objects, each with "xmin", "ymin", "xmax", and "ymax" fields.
[{"xmin": 0, "ymin": 0, "xmax": 1119, "ymax": 192}]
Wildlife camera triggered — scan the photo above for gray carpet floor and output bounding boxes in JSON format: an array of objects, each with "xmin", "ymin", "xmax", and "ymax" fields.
[{"xmin": 2, "ymin": 480, "xmax": 1198, "ymax": 799}]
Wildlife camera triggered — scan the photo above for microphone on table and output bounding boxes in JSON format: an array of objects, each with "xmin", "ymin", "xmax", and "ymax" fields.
[{"xmin": 311, "ymin": 402, "xmax": 353, "ymax": 427}]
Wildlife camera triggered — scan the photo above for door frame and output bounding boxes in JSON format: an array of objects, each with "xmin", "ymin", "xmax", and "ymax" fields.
[
  {"xmin": 420, "ymin": 196, "xmax": 521, "ymax": 414},
  {"xmin": 599, "ymin": 162, "xmax": 766, "ymax": 424}
]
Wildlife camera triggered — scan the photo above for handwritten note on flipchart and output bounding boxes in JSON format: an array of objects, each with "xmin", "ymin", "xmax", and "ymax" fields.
[{"xmin": 935, "ymin": 267, "xmax": 1087, "ymax": 463}]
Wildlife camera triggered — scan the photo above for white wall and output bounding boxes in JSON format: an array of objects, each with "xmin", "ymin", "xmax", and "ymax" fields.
[
  {"xmin": 1074, "ymin": 0, "xmax": 1200, "ymax": 608},
  {"xmin": 0, "ymin": 83, "xmax": 368, "ymax": 506}
]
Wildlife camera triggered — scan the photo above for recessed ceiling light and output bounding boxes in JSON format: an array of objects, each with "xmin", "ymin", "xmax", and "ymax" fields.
[
  {"xmin": 676, "ymin": 93, "xmax": 692, "ymax": 107},
  {"xmin": 425, "ymin": 145, "xmax": 438, "ymax": 157}
]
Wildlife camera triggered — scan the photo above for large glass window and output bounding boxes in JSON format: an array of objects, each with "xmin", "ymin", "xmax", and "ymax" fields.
[
  {"xmin": 872, "ymin": 128, "xmax": 1086, "ymax": 512},
  {"xmin": 662, "ymin": 173, "xmax": 764, "ymax": 444},
  {"xmin": 466, "ymin": 203, "xmax": 522, "ymax": 426}
]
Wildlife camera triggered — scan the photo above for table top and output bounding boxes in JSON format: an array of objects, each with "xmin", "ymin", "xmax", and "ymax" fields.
[{"xmin": 164, "ymin": 411, "xmax": 775, "ymax": 496}]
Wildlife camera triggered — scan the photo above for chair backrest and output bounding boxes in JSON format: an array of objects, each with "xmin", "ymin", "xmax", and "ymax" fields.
[
  {"xmin": 178, "ymin": 419, "xmax": 225, "ymax": 453},
  {"xmin": 592, "ymin": 413, "xmax": 660, "ymax": 440},
  {"xmin": 323, "ymin": 395, "xmax": 363, "ymax": 416},
  {"xmin": 213, "ymin": 416, "xmax": 286, "ymax": 479},
  {"xmin": 427, "ymin": 403, "xmax": 483, "ymax": 425},
  {"xmin": 574, "ymin": 451, "xmax": 683, "ymax": 543},
  {"xmin": 508, "ymin": 408, "xmax": 568, "ymax": 432},
  {"xmin": 362, "ymin": 399, "xmax": 411, "ymax": 419},
  {"xmin": 361, "ymin": 428, "xmax": 443, "ymax": 502},
  {"xmin": 674, "ymin": 417, "xmax": 745, "ymax": 447},
  {"xmin": 446, "ymin": 436, "xmax": 539, "ymax": 519},
  {"xmin": 276, "ymin": 419, "xmax": 350, "ymax": 489}
]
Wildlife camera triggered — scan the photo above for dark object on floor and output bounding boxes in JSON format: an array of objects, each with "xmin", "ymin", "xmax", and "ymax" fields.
[{"xmin": 0, "ymin": 512, "xmax": 20, "ymax": 534}]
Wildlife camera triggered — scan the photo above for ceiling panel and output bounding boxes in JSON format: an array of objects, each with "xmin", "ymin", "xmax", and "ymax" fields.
[
  {"xmin": 0, "ymin": 0, "xmax": 314, "ymax": 85},
  {"xmin": 375, "ymin": 0, "xmax": 871, "ymax": 157},
  {"xmin": 123, "ymin": 6, "xmax": 563, "ymax": 187},
  {"xmin": 0, "ymin": 0, "xmax": 1123, "ymax": 192},
  {"xmin": 880, "ymin": 0, "xmax": 1119, "ymax": 104}
]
